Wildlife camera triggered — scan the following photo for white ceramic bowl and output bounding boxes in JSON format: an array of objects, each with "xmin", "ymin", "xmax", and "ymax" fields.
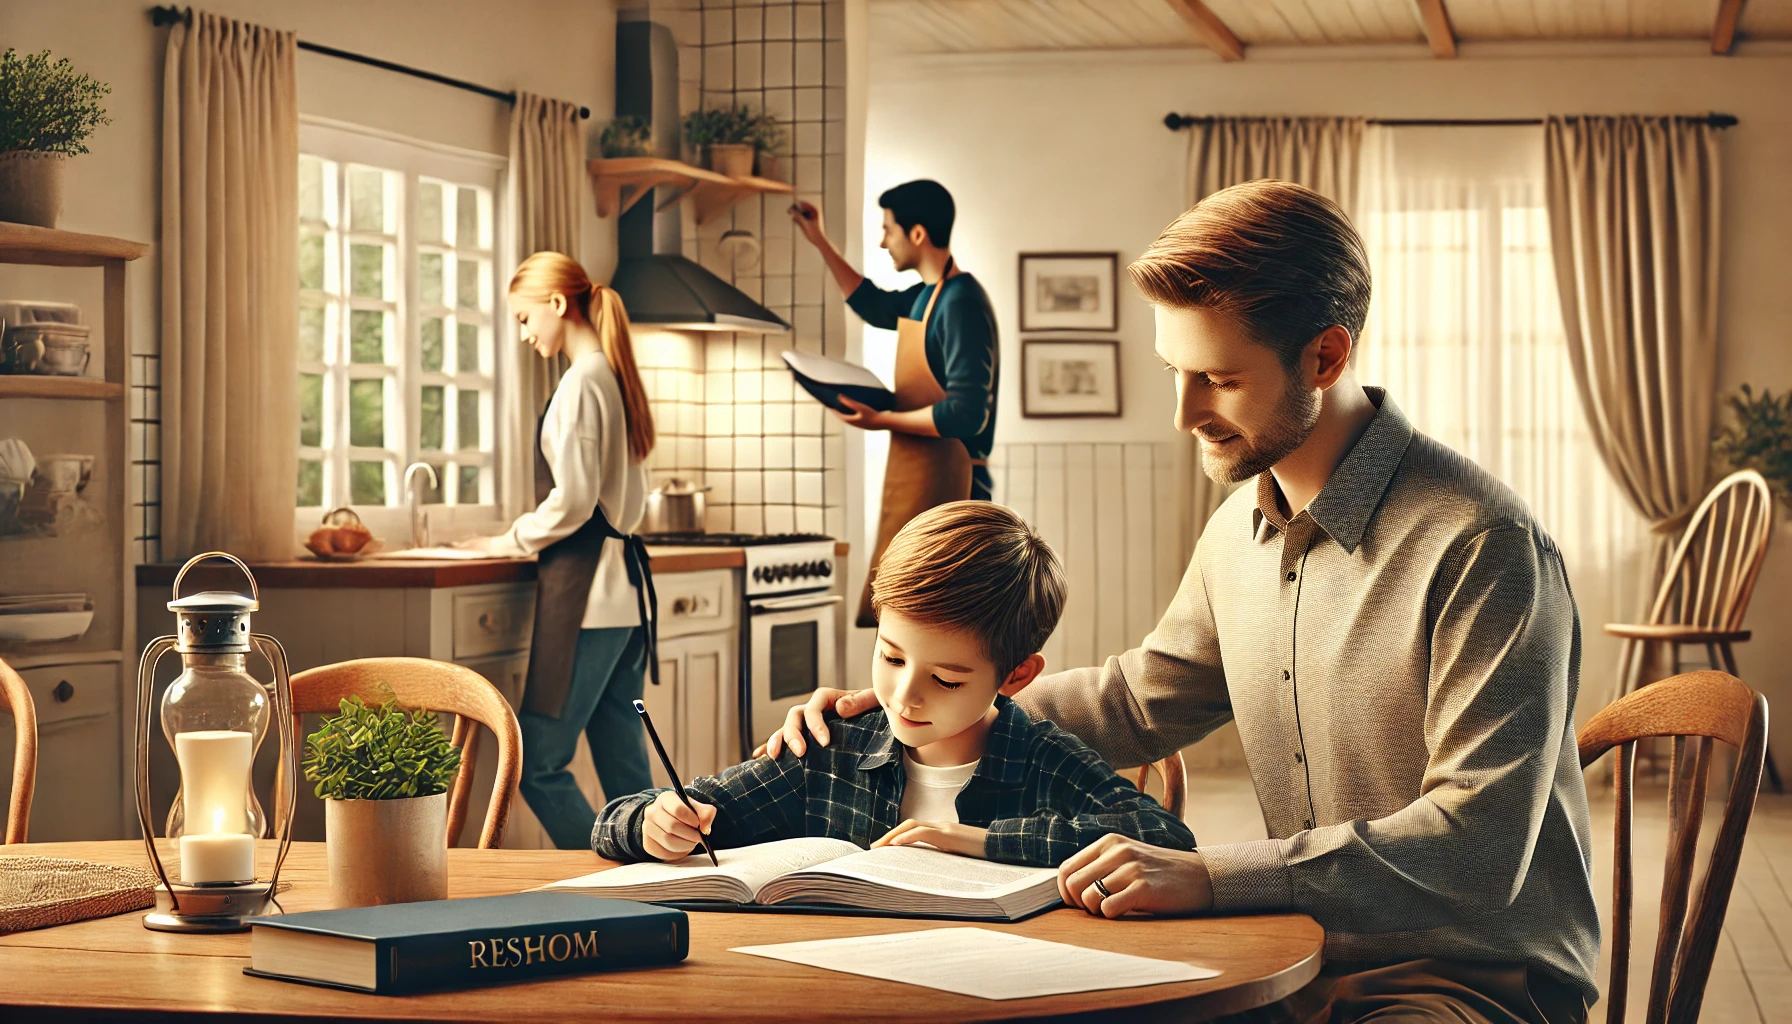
[{"xmin": 0, "ymin": 608, "xmax": 95, "ymax": 642}]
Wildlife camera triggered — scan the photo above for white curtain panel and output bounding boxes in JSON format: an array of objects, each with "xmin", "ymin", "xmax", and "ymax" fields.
[
  {"xmin": 500, "ymin": 92, "xmax": 585, "ymax": 518},
  {"xmin": 160, "ymin": 11, "xmax": 300, "ymax": 560},
  {"xmin": 1356, "ymin": 125, "xmax": 1648, "ymax": 723}
]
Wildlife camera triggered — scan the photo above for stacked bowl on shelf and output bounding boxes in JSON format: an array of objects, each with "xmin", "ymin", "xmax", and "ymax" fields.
[{"xmin": 0, "ymin": 592, "xmax": 94, "ymax": 643}]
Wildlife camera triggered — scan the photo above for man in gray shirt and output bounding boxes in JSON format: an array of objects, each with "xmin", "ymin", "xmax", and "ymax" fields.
[{"xmin": 766, "ymin": 180, "xmax": 1598, "ymax": 1023}]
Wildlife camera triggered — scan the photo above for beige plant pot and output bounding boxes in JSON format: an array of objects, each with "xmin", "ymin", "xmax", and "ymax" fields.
[
  {"xmin": 324, "ymin": 791, "xmax": 448, "ymax": 908},
  {"xmin": 706, "ymin": 143, "xmax": 755, "ymax": 178},
  {"xmin": 755, "ymin": 151, "xmax": 781, "ymax": 182},
  {"xmin": 0, "ymin": 152, "xmax": 67, "ymax": 228}
]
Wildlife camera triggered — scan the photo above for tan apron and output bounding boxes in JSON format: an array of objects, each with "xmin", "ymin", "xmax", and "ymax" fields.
[{"xmin": 856, "ymin": 259, "xmax": 975, "ymax": 627}]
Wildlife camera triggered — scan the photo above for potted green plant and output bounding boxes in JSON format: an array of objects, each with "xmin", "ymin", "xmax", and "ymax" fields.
[
  {"xmin": 303, "ymin": 690, "xmax": 462, "ymax": 907},
  {"xmin": 747, "ymin": 111, "xmax": 786, "ymax": 181},
  {"xmin": 600, "ymin": 114, "xmax": 652, "ymax": 158},
  {"xmin": 0, "ymin": 49, "xmax": 112, "ymax": 228},
  {"xmin": 682, "ymin": 105, "xmax": 757, "ymax": 178},
  {"xmin": 1713, "ymin": 383, "xmax": 1792, "ymax": 517}
]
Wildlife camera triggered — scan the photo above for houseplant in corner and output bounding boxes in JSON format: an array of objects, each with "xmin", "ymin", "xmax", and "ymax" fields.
[
  {"xmin": 682, "ymin": 105, "xmax": 757, "ymax": 177},
  {"xmin": 304, "ymin": 690, "xmax": 462, "ymax": 907},
  {"xmin": 1712, "ymin": 383, "xmax": 1792, "ymax": 518},
  {"xmin": 0, "ymin": 48, "xmax": 112, "ymax": 228}
]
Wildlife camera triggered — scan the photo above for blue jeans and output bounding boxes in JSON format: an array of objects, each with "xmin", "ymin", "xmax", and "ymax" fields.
[{"xmin": 519, "ymin": 626, "xmax": 653, "ymax": 851}]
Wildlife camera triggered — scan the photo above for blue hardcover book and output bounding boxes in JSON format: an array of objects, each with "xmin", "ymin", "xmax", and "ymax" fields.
[{"xmin": 245, "ymin": 893, "xmax": 687, "ymax": 994}]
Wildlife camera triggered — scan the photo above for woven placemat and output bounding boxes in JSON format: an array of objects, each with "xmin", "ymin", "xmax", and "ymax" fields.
[{"xmin": 0, "ymin": 856, "xmax": 157, "ymax": 934}]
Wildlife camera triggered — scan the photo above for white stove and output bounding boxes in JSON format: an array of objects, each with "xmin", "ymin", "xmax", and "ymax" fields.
[{"xmin": 640, "ymin": 531, "xmax": 843, "ymax": 758}]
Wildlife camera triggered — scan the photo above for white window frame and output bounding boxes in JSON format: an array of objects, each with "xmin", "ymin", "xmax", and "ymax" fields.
[{"xmin": 296, "ymin": 117, "xmax": 509, "ymax": 543}]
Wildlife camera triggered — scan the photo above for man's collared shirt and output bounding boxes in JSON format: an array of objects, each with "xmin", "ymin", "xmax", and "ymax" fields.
[
  {"xmin": 1017, "ymin": 389, "xmax": 1601, "ymax": 1000},
  {"xmin": 592, "ymin": 696, "xmax": 1195, "ymax": 868}
]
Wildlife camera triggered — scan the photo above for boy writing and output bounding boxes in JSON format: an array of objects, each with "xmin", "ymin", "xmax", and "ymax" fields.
[{"xmin": 593, "ymin": 501, "xmax": 1195, "ymax": 867}]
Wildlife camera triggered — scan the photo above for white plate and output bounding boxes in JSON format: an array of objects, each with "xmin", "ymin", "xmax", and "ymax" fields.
[{"xmin": 0, "ymin": 608, "xmax": 94, "ymax": 642}]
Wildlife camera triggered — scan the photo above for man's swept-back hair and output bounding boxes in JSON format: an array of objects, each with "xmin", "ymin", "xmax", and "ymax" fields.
[
  {"xmin": 1128, "ymin": 179, "xmax": 1371, "ymax": 370},
  {"xmin": 870, "ymin": 501, "xmax": 1064, "ymax": 680},
  {"xmin": 878, "ymin": 179, "xmax": 956, "ymax": 249}
]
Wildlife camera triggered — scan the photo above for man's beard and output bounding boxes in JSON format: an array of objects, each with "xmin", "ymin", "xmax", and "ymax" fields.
[{"xmin": 1197, "ymin": 373, "xmax": 1322, "ymax": 484}]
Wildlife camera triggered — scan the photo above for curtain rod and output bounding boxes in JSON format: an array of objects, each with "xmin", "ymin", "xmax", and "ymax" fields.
[
  {"xmin": 1163, "ymin": 112, "xmax": 1739, "ymax": 130},
  {"xmin": 149, "ymin": 6, "xmax": 590, "ymax": 120}
]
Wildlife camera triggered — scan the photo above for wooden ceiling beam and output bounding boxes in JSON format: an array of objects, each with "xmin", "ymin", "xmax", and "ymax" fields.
[
  {"xmin": 1163, "ymin": 0, "xmax": 1245, "ymax": 62},
  {"xmin": 1414, "ymin": 0, "xmax": 1457, "ymax": 59},
  {"xmin": 1712, "ymin": 0, "xmax": 1745, "ymax": 55}
]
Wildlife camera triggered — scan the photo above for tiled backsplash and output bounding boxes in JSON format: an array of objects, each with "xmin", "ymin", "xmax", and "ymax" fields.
[{"xmin": 641, "ymin": 0, "xmax": 850, "ymax": 539}]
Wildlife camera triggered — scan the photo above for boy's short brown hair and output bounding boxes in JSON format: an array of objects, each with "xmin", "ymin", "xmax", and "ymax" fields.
[
  {"xmin": 1128, "ymin": 179, "xmax": 1372, "ymax": 372},
  {"xmin": 870, "ymin": 501, "xmax": 1066, "ymax": 680}
]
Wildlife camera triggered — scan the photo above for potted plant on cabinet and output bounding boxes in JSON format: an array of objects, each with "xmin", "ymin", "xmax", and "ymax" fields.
[
  {"xmin": 0, "ymin": 49, "xmax": 112, "ymax": 228},
  {"xmin": 748, "ymin": 111, "xmax": 786, "ymax": 182},
  {"xmin": 600, "ymin": 114, "xmax": 652, "ymax": 158},
  {"xmin": 303, "ymin": 690, "xmax": 461, "ymax": 907},
  {"xmin": 682, "ymin": 105, "xmax": 758, "ymax": 178}
]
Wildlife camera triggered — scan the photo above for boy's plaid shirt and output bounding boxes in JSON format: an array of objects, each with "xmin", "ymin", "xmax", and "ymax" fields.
[{"xmin": 593, "ymin": 696, "xmax": 1196, "ymax": 867}]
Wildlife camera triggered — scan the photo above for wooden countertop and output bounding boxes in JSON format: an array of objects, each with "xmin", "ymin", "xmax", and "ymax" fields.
[{"xmin": 135, "ymin": 542, "xmax": 850, "ymax": 590}]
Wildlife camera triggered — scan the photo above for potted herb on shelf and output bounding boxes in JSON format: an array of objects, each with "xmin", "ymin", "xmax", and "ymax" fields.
[
  {"xmin": 682, "ymin": 105, "xmax": 758, "ymax": 178},
  {"xmin": 0, "ymin": 48, "xmax": 112, "ymax": 228},
  {"xmin": 599, "ymin": 114, "xmax": 652, "ymax": 158},
  {"xmin": 303, "ymin": 690, "xmax": 461, "ymax": 908},
  {"xmin": 748, "ymin": 111, "xmax": 786, "ymax": 182}
]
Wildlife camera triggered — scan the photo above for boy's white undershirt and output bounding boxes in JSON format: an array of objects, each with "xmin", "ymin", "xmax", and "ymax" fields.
[{"xmin": 898, "ymin": 751, "xmax": 980, "ymax": 824}]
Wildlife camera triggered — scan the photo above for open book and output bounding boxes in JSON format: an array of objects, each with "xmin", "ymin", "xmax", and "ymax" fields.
[
  {"xmin": 538, "ymin": 838, "xmax": 1061, "ymax": 922},
  {"xmin": 782, "ymin": 351, "xmax": 897, "ymax": 414}
]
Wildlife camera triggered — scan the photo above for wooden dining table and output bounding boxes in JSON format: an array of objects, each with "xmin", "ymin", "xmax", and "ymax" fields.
[{"xmin": 1, "ymin": 841, "xmax": 1323, "ymax": 1022}]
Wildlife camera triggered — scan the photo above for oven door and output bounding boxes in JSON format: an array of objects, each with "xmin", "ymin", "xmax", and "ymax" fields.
[{"xmin": 745, "ymin": 593, "xmax": 841, "ymax": 759}]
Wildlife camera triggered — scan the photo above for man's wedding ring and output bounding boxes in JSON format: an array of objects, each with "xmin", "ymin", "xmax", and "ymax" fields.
[{"xmin": 1093, "ymin": 878, "xmax": 1114, "ymax": 899}]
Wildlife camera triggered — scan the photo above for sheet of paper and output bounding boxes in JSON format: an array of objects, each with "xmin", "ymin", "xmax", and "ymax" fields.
[{"xmin": 730, "ymin": 927, "xmax": 1219, "ymax": 1000}]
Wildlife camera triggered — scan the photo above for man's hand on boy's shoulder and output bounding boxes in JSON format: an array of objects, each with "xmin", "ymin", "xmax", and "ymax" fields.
[
  {"xmin": 760, "ymin": 687, "xmax": 881, "ymax": 758},
  {"xmin": 872, "ymin": 819, "xmax": 989, "ymax": 859},
  {"xmin": 642, "ymin": 790, "xmax": 718, "ymax": 862}
]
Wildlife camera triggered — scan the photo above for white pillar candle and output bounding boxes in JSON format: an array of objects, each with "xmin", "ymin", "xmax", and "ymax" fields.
[
  {"xmin": 174, "ymin": 729, "xmax": 253, "ymax": 836},
  {"xmin": 178, "ymin": 832, "xmax": 256, "ymax": 884}
]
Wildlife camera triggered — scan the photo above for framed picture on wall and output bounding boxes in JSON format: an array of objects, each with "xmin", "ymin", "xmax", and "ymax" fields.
[
  {"xmin": 1021, "ymin": 339, "xmax": 1122, "ymax": 418},
  {"xmin": 1018, "ymin": 252, "xmax": 1119, "ymax": 332}
]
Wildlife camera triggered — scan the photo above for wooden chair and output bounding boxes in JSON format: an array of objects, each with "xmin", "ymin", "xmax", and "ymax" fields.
[
  {"xmin": 277, "ymin": 657, "xmax": 521, "ymax": 849},
  {"xmin": 1606, "ymin": 469, "xmax": 1779, "ymax": 791},
  {"xmin": 1577, "ymin": 670, "xmax": 1768, "ymax": 1024},
  {"xmin": 1131, "ymin": 751, "xmax": 1187, "ymax": 819},
  {"xmin": 0, "ymin": 657, "xmax": 37, "ymax": 844}
]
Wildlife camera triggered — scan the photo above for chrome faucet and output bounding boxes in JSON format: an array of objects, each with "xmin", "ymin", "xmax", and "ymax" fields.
[{"xmin": 403, "ymin": 462, "xmax": 438, "ymax": 549}]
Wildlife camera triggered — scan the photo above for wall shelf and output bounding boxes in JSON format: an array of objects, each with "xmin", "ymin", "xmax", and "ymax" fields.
[
  {"xmin": 0, "ymin": 376, "xmax": 125, "ymax": 400},
  {"xmin": 588, "ymin": 157, "xmax": 794, "ymax": 227},
  {"xmin": 0, "ymin": 222, "xmax": 150, "ymax": 268}
]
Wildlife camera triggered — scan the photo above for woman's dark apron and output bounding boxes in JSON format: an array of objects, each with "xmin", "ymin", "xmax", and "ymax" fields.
[
  {"xmin": 522, "ymin": 416, "xmax": 659, "ymax": 719},
  {"xmin": 855, "ymin": 259, "xmax": 977, "ymax": 627}
]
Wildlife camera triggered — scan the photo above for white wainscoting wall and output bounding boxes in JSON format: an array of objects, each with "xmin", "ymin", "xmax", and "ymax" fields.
[{"xmin": 986, "ymin": 440, "xmax": 1248, "ymax": 771}]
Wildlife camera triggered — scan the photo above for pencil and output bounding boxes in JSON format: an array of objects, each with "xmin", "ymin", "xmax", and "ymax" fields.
[{"xmin": 633, "ymin": 699, "xmax": 720, "ymax": 867}]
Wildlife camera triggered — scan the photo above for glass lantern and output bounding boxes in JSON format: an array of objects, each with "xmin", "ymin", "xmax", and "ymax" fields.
[{"xmin": 135, "ymin": 551, "xmax": 297, "ymax": 933}]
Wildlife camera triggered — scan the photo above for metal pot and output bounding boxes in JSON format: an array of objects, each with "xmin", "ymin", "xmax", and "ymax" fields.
[{"xmin": 644, "ymin": 478, "xmax": 709, "ymax": 534}]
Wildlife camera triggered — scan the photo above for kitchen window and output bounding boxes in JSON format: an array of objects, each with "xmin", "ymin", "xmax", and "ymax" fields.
[{"xmin": 295, "ymin": 120, "xmax": 506, "ymax": 534}]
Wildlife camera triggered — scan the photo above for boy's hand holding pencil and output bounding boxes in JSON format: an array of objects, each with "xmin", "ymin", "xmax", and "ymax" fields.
[{"xmin": 642, "ymin": 790, "xmax": 719, "ymax": 862}]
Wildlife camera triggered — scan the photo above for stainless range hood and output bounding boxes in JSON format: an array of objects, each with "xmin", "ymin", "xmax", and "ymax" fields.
[{"xmin": 613, "ymin": 17, "xmax": 788, "ymax": 334}]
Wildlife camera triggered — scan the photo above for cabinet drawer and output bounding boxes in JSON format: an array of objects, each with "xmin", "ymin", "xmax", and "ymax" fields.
[
  {"xmin": 452, "ymin": 590, "xmax": 535, "ymax": 659},
  {"xmin": 17, "ymin": 662, "xmax": 117, "ymax": 727},
  {"xmin": 654, "ymin": 569, "xmax": 736, "ymax": 639}
]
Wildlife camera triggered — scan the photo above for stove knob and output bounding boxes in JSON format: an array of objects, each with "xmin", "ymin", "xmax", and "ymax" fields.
[
  {"xmin": 751, "ymin": 567, "xmax": 764, "ymax": 582},
  {"xmin": 820, "ymin": 561, "xmax": 833, "ymax": 577},
  {"xmin": 774, "ymin": 566, "xmax": 789, "ymax": 582}
]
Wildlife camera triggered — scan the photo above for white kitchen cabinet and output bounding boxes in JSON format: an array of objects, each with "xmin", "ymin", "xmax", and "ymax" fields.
[
  {"xmin": 645, "ymin": 629, "xmax": 737, "ymax": 787},
  {"xmin": 0, "ymin": 659, "xmax": 122, "ymax": 842}
]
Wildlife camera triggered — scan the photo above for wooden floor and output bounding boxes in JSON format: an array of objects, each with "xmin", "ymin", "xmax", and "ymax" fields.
[{"xmin": 1182, "ymin": 768, "xmax": 1792, "ymax": 1023}]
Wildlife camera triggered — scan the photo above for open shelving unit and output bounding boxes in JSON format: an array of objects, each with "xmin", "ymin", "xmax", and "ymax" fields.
[
  {"xmin": 0, "ymin": 219, "xmax": 148, "ymax": 841},
  {"xmin": 588, "ymin": 157, "xmax": 794, "ymax": 227}
]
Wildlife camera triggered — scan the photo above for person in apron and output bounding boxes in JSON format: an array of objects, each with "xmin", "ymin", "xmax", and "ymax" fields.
[
  {"xmin": 459, "ymin": 251, "xmax": 659, "ymax": 850},
  {"xmin": 791, "ymin": 179, "xmax": 1000, "ymax": 627}
]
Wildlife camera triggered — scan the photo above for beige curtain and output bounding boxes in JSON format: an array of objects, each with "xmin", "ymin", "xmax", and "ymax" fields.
[
  {"xmin": 1543, "ymin": 115, "xmax": 1723, "ymax": 676},
  {"xmin": 1181, "ymin": 117, "xmax": 1367, "ymax": 546},
  {"xmin": 160, "ymin": 11, "xmax": 299, "ymax": 560},
  {"xmin": 501, "ymin": 92, "xmax": 585, "ymax": 518}
]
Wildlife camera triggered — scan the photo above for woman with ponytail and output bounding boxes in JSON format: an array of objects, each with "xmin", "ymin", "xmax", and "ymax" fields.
[{"xmin": 460, "ymin": 251, "xmax": 658, "ymax": 850}]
